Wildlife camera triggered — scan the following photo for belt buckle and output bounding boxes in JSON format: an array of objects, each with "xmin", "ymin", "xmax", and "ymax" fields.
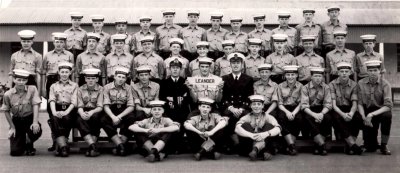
[
  {"xmin": 117, "ymin": 104, "xmax": 121, "ymax": 108},
  {"xmin": 62, "ymin": 105, "xmax": 67, "ymax": 109}
]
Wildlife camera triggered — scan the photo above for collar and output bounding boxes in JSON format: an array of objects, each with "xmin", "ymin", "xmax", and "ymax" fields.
[
  {"xmin": 112, "ymin": 49, "xmax": 127, "ymax": 56},
  {"xmin": 334, "ymin": 78, "xmax": 351, "ymax": 86},
  {"xmin": 309, "ymin": 81, "xmax": 323, "ymax": 89},
  {"xmin": 364, "ymin": 77, "xmax": 381, "ymax": 84},
  {"xmin": 141, "ymin": 51, "xmax": 156, "ymax": 58},
  {"xmin": 232, "ymin": 73, "xmax": 242, "ymax": 79},
  {"xmin": 254, "ymin": 27, "xmax": 267, "ymax": 33},
  {"xmin": 302, "ymin": 21, "xmax": 316, "ymax": 27},
  {"xmin": 303, "ymin": 51, "xmax": 316, "ymax": 57},
  {"xmin": 209, "ymin": 26, "xmax": 223, "ymax": 32},
  {"xmin": 150, "ymin": 117, "xmax": 162, "ymax": 124},
  {"xmin": 328, "ymin": 20, "xmax": 342, "ymax": 26},
  {"xmin": 92, "ymin": 31, "xmax": 105, "ymax": 36},
  {"xmin": 20, "ymin": 48, "xmax": 34, "ymax": 53},
  {"xmin": 362, "ymin": 51, "xmax": 378, "ymax": 56},
  {"xmin": 69, "ymin": 27, "xmax": 83, "ymax": 31},
  {"xmin": 81, "ymin": 84, "xmax": 100, "ymax": 91},
  {"xmin": 11, "ymin": 85, "xmax": 28, "ymax": 94},
  {"xmin": 274, "ymin": 51, "xmax": 286, "ymax": 56},
  {"xmin": 137, "ymin": 81, "xmax": 155, "ymax": 89},
  {"xmin": 282, "ymin": 81, "xmax": 300, "ymax": 88},
  {"xmin": 187, "ymin": 25, "xmax": 199, "ymax": 30},
  {"xmin": 334, "ymin": 48, "xmax": 348, "ymax": 54},
  {"xmin": 171, "ymin": 76, "xmax": 180, "ymax": 81},
  {"xmin": 139, "ymin": 30, "xmax": 152, "ymax": 35},
  {"xmin": 52, "ymin": 49, "xmax": 66, "ymax": 55},
  {"xmin": 111, "ymin": 82, "xmax": 127, "ymax": 90},
  {"xmin": 248, "ymin": 55, "xmax": 262, "ymax": 59},
  {"xmin": 162, "ymin": 23, "xmax": 177, "ymax": 29},
  {"xmin": 255, "ymin": 79, "xmax": 274, "ymax": 87},
  {"xmin": 278, "ymin": 25, "xmax": 291, "ymax": 30},
  {"xmin": 229, "ymin": 31, "xmax": 245, "ymax": 35},
  {"xmin": 58, "ymin": 80, "xmax": 73, "ymax": 85},
  {"xmin": 85, "ymin": 50, "xmax": 100, "ymax": 55}
]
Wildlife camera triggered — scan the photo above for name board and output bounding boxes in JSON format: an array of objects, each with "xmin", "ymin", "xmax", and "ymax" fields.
[{"xmin": 187, "ymin": 76, "xmax": 222, "ymax": 86}]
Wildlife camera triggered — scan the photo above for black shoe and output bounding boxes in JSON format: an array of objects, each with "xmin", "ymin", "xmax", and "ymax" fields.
[
  {"xmin": 263, "ymin": 152, "xmax": 273, "ymax": 161},
  {"xmin": 287, "ymin": 144, "xmax": 297, "ymax": 156},
  {"xmin": 25, "ymin": 143, "xmax": 36, "ymax": 156},
  {"xmin": 60, "ymin": 146, "xmax": 69, "ymax": 157},
  {"xmin": 313, "ymin": 144, "xmax": 320, "ymax": 155},
  {"xmin": 248, "ymin": 148, "xmax": 258, "ymax": 161},
  {"xmin": 380, "ymin": 145, "xmax": 391, "ymax": 155},
  {"xmin": 48, "ymin": 142, "xmax": 56, "ymax": 152},
  {"xmin": 117, "ymin": 144, "xmax": 126, "ymax": 156},
  {"xmin": 363, "ymin": 144, "xmax": 378, "ymax": 152},
  {"xmin": 213, "ymin": 152, "xmax": 221, "ymax": 160},
  {"xmin": 194, "ymin": 149, "xmax": 205, "ymax": 161},
  {"xmin": 319, "ymin": 144, "xmax": 327, "ymax": 156},
  {"xmin": 86, "ymin": 144, "xmax": 100, "ymax": 157},
  {"xmin": 147, "ymin": 153, "xmax": 156, "ymax": 162},
  {"xmin": 151, "ymin": 148, "xmax": 160, "ymax": 161},
  {"xmin": 351, "ymin": 144, "xmax": 363, "ymax": 155}
]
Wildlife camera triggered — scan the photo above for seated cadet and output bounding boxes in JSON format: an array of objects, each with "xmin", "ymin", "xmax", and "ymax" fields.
[
  {"xmin": 328, "ymin": 62, "xmax": 363, "ymax": 155},
  {"xmin": 300, "ymin": 67, "xmax": 332, "ymax": 156},
  {"xmin": 235, "ymin": 95, "xmax": 281, "ymax": 161},
  {"xmin": 253, "ymin": 64, "xmax": 278, "ymax": 116},
  {"xmin": 164, "ymin": 38, "xmax": 190, "ymax": 79},
  {"xmin": 276, "ymin": 65, "xmax": 303, "ymax": 155},
  {"xmin": 1, "ymin": 69, "xmax": 42, "ymax": 156},
  {"xmin": 76, "ymin": 68, "xmax": 104, "ymax": 157},
  {"xmin": 358, "ymin": 60, "xmax": 393, "ymax": 155},
  {"xmin": 184, "ymin": 98, "xmax": 228, "ymax": 161},
  {"xmin": 129, "ymin": 100, "xmax": 180, "ymax": 162},
  {"xmin": 266, "ymin": 34, "xmax": 296, "ymax": 84},
  {"xmin": 100, "ymin": 66, "xmax": 135, "ymax": 156},
  {"xmin": 132, "ymin": 65, "xmax": 160, "ymax": 121},
  {"xmin": 188, "ymin": 41, "xmax": 215, "ymax": 77},
  {"xmin": 355, "ymin": 34, "xmax": 386, "ymax": 81},
  {"xmin": 214, "ymin": 40, "xmax": 235, "ymax": 77},
  {"xmin": 48, "ymin": 62, "xmax": 78, "ymax": 157},
  {"xmin": 244, "ymin": 38, "xmax": 265, "ymax": 81}
]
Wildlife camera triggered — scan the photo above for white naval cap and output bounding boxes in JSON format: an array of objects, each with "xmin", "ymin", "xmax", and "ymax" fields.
[
  {"xmin": 162, "ymin": 9, "xmax": 176, "ymax": 16},
  {"xmin": 136, "ymin": 65, "xmax": 152, "ymax": 74},
  {"xmin": 13, "ymin": 69, "xmax": 31, "ymax": 78},
  {"xmin": 360, "ymin": 34, "xmax": 377, "ymax": 42},
  {"xmin": 301, "ymin": 35, "xmax": 317, "ymax": 42},
  {"xmin": 253, "ymin": 13, "xmax": 266, "ymax": 20},
  {"xmin": 198, "ymin": 97, "xmax": 215, "ymax": 105},
  {"xmin": 283, "ymin": 65, "xmax": 299, "ymax": 73},
  {"xmin": 365, "ymin": 60, "xmax": 382, "ymax": 69},
  {"xmin": 140, "ymin": 35, "xmax": 155, "ymax": 43},
  {"xmin": 83, "ymin": 68, "xmax": 101, "ymax": 76},
  {"xmin": 230, "ymin": 16, "xmax": 243, "ymax": 23},
  {"xmin": 90, "ymin": 14, "xmax": 105, "ymax": 22},
  {"xmin": 249, "ymin": 95, "xmax": 265, "ymax": 103},
  {"xmin": 277, "ymin": 11, "xmax": 291, "ymax": 18},
  {"xmin": 336, "ymin": 62, "xmax": 352, "ymax": 70},
  {"xmin": 272, "ymin": 34, "xmax": 288, "ymax": 42},
  {"xmin": 310, "ymin": 67, "xmax": 325, "ymax": 74},
  {"xmin": 258, "ymin": 64, "xmax": 272, "ymax": 71},
  {"xmin": 58, "ymin": 62, "xmax": 74, "ymax": 70},
  {"xmin": 327, "ymin": 5, "xmax": 341, "ymax": 12},
  {"xmin": 248, "ymin": 38, "xmax": 263, "ymax": 45},
  {"xmin": 196, "ymin": 41, "xmax": 209, "ymax": 48},
  {"xmin": 139, "ymin": 15, "xmax": 152, "ymax": 22},
  {"xmin": 115, "ymin": 18, "xmax": 128, "ymax": 24},
  {"xmin": 187, "ymin": 9, "xmax": 200, "ymax": 16},
  {"xmin": 198, "ymin": 57, "xmax": 213, "ymax": 65},
  {"xmin": 149, "ymin": 100, "xmax": 166, "ymax": 107},
  {"xmin": 333, "ymin": 30, "xmax": 347, "ymax": 37},
  {"xmin": 87, "ymin": 33, "xmax": 101, "ymax": 41},
  {"xmin": 222, "ymin": 40, "xmax": 235, "ymax": 47},
  {"xmin": 18, "ymin": 30, "xmax": 36, "ymax": 40},
  {"xmin": 114, "ymin": 66, "xmax": 130, "ymax": 76},
  {"xmin": 210, "ymin": 11, "xmax": 224, "ymax": 19},
  {"xmin": 69, "ymin": 12, "xmax": 83, "ymax": 19},
  {"xmin": 52, "ymin": 32, "xmax": 67, "ymax": 41},
  {"xmin": 111, "ymin": 34, "xmax": 127, "ymax": 42},
  {"xmin": 169, "ymin": 38, "xmax": 184, "ymax": 46}
]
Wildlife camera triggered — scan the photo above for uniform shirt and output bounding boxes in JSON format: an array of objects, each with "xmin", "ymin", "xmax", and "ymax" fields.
[
  {"xmin": 244, "ymin": 55, "xmax": 265, "ymax": 79},
  {"xmin": 134, "ymin": 52, "xmax": 164, "ymax": 79},
  {"xmin": 224, "ymin": 31, "xmax": 248, "ymax": 53},
  {"xmin": 189, "ymin": 74, "xmax": 223, "ymax": 101},
  {"xmin": 77, "ymin": 84, "xmax": 104, "ymax": 109},
  {"xmin": 48, "ymin": 80, "xmax": 79, "ymax": 106},
  {"xmin": 253, "ymin": 80, "xmax": 279, "ymax": 105},
  {"xmin": 265, "ymin": 52, "xmax": 296, "ymax": 75},
  {"xmin": 206, "ymin": 27, "xmax": 229, "ymax": 52},
  {"xmin": 215, "ymin": 56, "xmax": 232, "ymax": 77},
  {"xmin": 248, "ymin": 28, "xmax": 272, "ymax": 51},
  {"xmin": 64, "ymin": 27, "xmax": 87, "ymax": 50},
  {"xmin": 278, "ymin": 81, "xmax": 303, "ymax": 106},
  {"xmin": 179, "ymin": 25, "xmax": 207, "ymax": 53},
  {"xmin": 300, "ymin": 82, "xmax": 332, "ymax": 110},
  {"xmin": 76, "ymin": 51, "xmax": 106, "ymax": 77},
  {"xmin": 105, "ymin": 50, "xmax": 134, "ymax": 78},
  {"xmin": 88, "ymin": 31, "xmax": 111, "ymax": 55},
  {"xmin": 329, "ymin": 78, "xmax": 357, "ymax": 107},
  {"xmin": 110, "ymin": 33, "xmax": 134, "ymax": 53},
  {"xmin": 237, "ymin": 113, "xmax": 281, "ymax": 133},
  {"xmin": 271, "ymin": 26, "xmax": 297, "ymax": 52},
  {"xmin": 295, "ymin": 52, "xmax": 325, "ymax": 82},
  {"xmin": 188, "ymin": 58, "xmax": 215, "ymax": 77},
  {"xmin": 131, "ymin": 81, "xmax": 160, "ymax": 108},
  {"xmin": 43, "ymin": 50, "xmax": 74, "ymax": 75},
  {"xmin": 1, "ymin": 86, "xmax": 41, "ymax": 117},
  {"xmin": 164, "ymin": 56, "xmax": 190, "ymax": 78},
  {"xmin": 186, "ymin": 113, "xmax": 227, "ymax": 132},
  {"xmin": 295, "ymin": 22, "xmax": 322, "ymax": 49},
  {"xmin": 355, "ymin": 51, "xmax": 386, "ymax": 78},
  {"xmin": 131, "ymin": 30, "xmax": 156, "ymax": 53},
  {"xmin": 155, "ymin": 24, "xmax": 182, "ymax": 51},
  {"xmin": 321, "ymin": 20, "xmax": 347, "ymax": 46},
  {"xmin": 326, "ymin": 48, "xmax": 356, "ymax": 75},
  {"xmin": 103, "ymin": 82, "xmax": 135, "ymax": 106},
  {"xmin": 10, "ymin": 48, "xmax": 42, "ymax": 75},
  {"xmin": 357, "ymin": 77, "xmax": 393, "ymax": 109},
  {"xmin": 135, "ymin": 117, "xmax": 180, "ymax": 129}
]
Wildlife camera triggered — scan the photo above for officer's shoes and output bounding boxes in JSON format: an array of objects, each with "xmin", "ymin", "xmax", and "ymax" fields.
[
  {"xmin": 263, "ymin": 152, "xmax": 273, "ymax": 161},
  {"xmin": 48, "ymin": 142, "xmax": 56, "ymax": 152},
  {"xmin": 115, "ymin": 144, "xmax": 126, "ymax": 156},
  {"xmin": 351, "ymin": 144, "xmax": 363, "ymax": 155},
  {"xmin": 248, "ymin": 148, "xmax": 258, "ymax": 161},
  {"xmin": 380, "ymin": 145, "xmax": 391, "ymax": 155},
  {"xmin": 287, "ymin": 144, "xmax": 297, "ymax": 156}
]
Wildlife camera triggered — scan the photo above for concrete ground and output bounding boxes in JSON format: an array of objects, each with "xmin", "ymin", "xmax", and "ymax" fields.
[{"xmin": 0, "ymin": 108, "xmax": 400, "ymax": 173}]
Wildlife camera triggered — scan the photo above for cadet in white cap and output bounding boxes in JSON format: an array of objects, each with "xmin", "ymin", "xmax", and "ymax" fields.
[
  {"xmin": 110, "ymin": 18, "xmax": 134, "ymax": 54},
  {"xmin": 215, "ymin": 40, "xmax": 236, "ymax": 76},
  {"xmin": 271, "ymin": 11, "xmax": 298, "ymax": 55},
  {"xmin": 244, "ymin": 38, "xmax": 265, "ymax": 81},
  {"xmin": 164, "ymin": 38, "xmax": 190, "ymax": 78},
  {"xmin": 266, "ymin": 34, "xmax": 296, "ymax": 84},
  {"xmin": 188, "ymin": 42, "xmax": 215, "ymax": 76},
  {"xmin": 224, "ymin": 16, "xmax": 249, "ymax": 56},
  {"xmin": 357, "ymin": 60, "xmax": 392, "ymax": 155},
  {"xmin": 134, "ymin": 36, "xmax": 164, "ymax": 83},
  {"xmin": 300, "ymin": 67, "xmax": 332, "ymax": 156},
  {"xmin": 156, "ymin": 9, "xmax": 182, "ymax": 59},
  {"xmin": 1, "ymin": 69, "xmax": 42, "ymax": 156},
  {"xmin": 295, "ymin": 8, "xmax": 322, "ymax": 55},
  {"xmin": 129, "ymin": 100, "xmax": 179, "ymax": 162},
  {"xmin": 100, "ymin": 66, "xmax": 135, "ymax": 156},
  {"xmin": 321, "ymin": 5, "xmax": 347, "ymax": 58},
  {"xmin": 65, "ymin": 12, "xmax": 87, "ymax": 62},
  {"xmin": 132, "ymin": 16, "xmax": 156, "ymax": 56},
  {"xmin": 206, "ymin": 11, "xmax": 229, "ymax": 60},
  {"xmin": 48, "ymin": 62, "xmax": 78, "ymax": 157},
  {"xmin": 88, "ymin": 14, "xmax": 111, "ymax": 55},
  {"xmin": 184, "ymin": 97, "xmax": 228, "ymax": 160},
  {"xmin": 356, "ymin": 34, "xmax": 385, "ymax": 80},
  {"xmin": 249, "ymin": 13, "xmax": 272, "ymax": 58},
  {"xmin": 235, "ymin": 95, "xmax": 282, "ymax": 161}
]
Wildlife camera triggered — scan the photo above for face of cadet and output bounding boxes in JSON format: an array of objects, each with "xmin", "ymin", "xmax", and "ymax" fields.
[
  {"xmin": 223, "ymin": 46, "xmax": 234, "ymax": 55},
  {"xmin": 273, "ymin": 41, "xmax": 286, "ymax": 52},
  {"xmin": 210, "ymin": 19, "xmax": 221, "ymax": 29},
  {"xmin": 85, "ymin": 76, "xmax": 98, "ymax": 87},
  {"xmin": 249, "ymin": 45, "xmax": 261, "ymax": 55},
  {"xmin": 58, "ymin": 69, "xmax": 72, "ymax": 81},
  {"xmin": 163, "ymin": 15, "xmax": 175, "ymax": 24},
  {"xmin": 278, "ymin": 17, "xmax": 289, "ymax": 27},
  {"xmin": 303, "ymin": 41, "xmax": 314, "ymax": 52},
  {"xmin": 197, "ymin": 47, "xmax": 209, "ymax": 57},
  {"xmin": 170, "ymin": 44, "xmax": 182, "ymax": 55},
  {"xmin": 303, "ymin": 13, "xmax": 314, "ymax": 22},
  {"xmin": 140, "ymin": 20, "xmax": 151, "ymax": 30},
  {"xmin": 114, "ymin": 74, "xmax": 127, "ymax": 86},
  {"xmin": 151, "ymin": 107, "xmax": 164, "ymax": 118},
  {"xmin": 115, "ymin": 24, "xmax": 127, "ymax": 33},
  {"xmin": 138, "ymin": 72, "xmax": 150, "ymax": 83},
  {"xmin": 311, "ymin": 73, "xmax": 324, "ymax": 85},
  {"xmin": 92, "ymin": 21, "xmax": 104, "ymax": 31},
  {"xmin": 87, "ymin": 39, "xmax": 98, "ymax": 50},
  {"xmin": 231, "ymin": 22, "xmax": 242, "ymax": 31},
  {"xmin": 259, "ymin": 69, "xmax": 271, "ymax": 81},
  {"xmin": 363, "ymin": 41, "xmax": 375, "ymax": 52},
  {"xmin": 199, "ymin": 64, "xmax": 211, "ymax": 76},
  {"xmin": 285, "ymin": 73, "xmax": 298, "ymax": 84},
  {"xmin": 53, "ymin": 40, "xmax": 65, "ymax": 50},
  {"xmin": 367, "ymin": 68, "xmax": 381, "ymax": 81},
  {"xmin": 187, "ymin": 15, "xmax": 199, "ymax": 24},
  {"xmin": 114, "ymin": 41, "xmax": 125, "ymax": 50},
  {"xmin": 334, "ymin": 36, "xmax": 346, "ymax": 47},
  {"xmin": 199, "ymin": 104, "xmax": 212, "ymax": 116},
  {"xmin": 338, "ymin": 69, "xmax": 351, "ymax": 80},
  {"xmin": 13, "ymin": 77, "xmax": 28, "ymax": 87},
  {"xmin": 142, "ymin": 42, "xmax": 154, "ymax": 53},
  {"xmin": 251, "ymin": 101, "xmax": 264, "ymax": 114},
  {"xmin": 71, "ymin": 18, "xmax": 81, "ymax": 28},
  {"xmin": 21, "ymin": 40, "xmax": 33, "ymax": 50},
  {"xmin": 328, "ymin": 10, "xmax": 339, "ymax": 20},
  {"xmin": 170, "ymin": 66, "xmax": 181, "ymax": 77},
  {"xmin": 230, "ymin": 61, "xmax": 242, "ymax": 73},
  {"xmin": 254, "ymin": 19, "xmax": 265, "ymax": 28}
]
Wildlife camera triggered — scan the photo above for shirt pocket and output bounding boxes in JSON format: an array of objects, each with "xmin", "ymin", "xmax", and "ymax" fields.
[
  {"xmin": 109, "ymin": 90, "xmax": 118, "ymax": 101},
  {"xmin": 118, "ymin": 90, "xmax": 128, "ymax": 102}
]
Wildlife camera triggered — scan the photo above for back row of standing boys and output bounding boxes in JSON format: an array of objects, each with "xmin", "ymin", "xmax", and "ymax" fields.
[{"xmin": 2, "ymin": 6, "xmax": 392, "ymax": 162}]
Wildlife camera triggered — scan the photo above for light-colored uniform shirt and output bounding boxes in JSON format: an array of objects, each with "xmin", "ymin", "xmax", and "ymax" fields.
[
  {"xmin": 237, "ymin": 112, "xmax": 281, "ymax": 133},
  {"xmin": 64, "ymin": 27, "xmax": 87, "ymax": 50},
  {"xmin": 214, "ymin": 56, "xmax": 232, "ymax": 77},
  {"xmin": 135, "ymin": 117, "xmax": 180, "ymax": 129},
  {"xmin": 355, "ymin": 51, "xmax": 386, "ymax": 78},
  {"xmin": 155, "ymin": 24, "xmax": 182, "ymax": 51},
  {"xmin": 1, "ymin": 86, "xmax": 41, "ymax": 117},
  {"xmin": 76, "ymin": 51, "xmax": 106, "ymax": 77},
  {"xmin": 186, "ymin": 113, "xmax": 227, "ymax": 132},
  {"xmin": 42, "ymin": 50, "xmax": 74, "ymax": 75},
  {"xmin": 179, "ymin": 25, "xmax": 207, "ymax": 53},
  {"xmin": 206, "ymin": 27, "xmax": 229, "ymax": 52},
  {"xmin": 329, "ymin": 78, "xmax": 358, "ymax": 107},
  {"xmin": 224, "ymin": 31, "xmax": 248, "ymax": 53},
  {"xmin": 295, "ymin": 22, "xmax": 322, "ymax": 49},
  {"xmin": 244, "ymin": 55, "xmax": 265, "ymax": 79},
  {"xmin": 103, "ymin": 82, "xmax": 135, "ymax": 106},
  {"xmin": 105, "ymin": 50, "xmax": 135, "ymax": 78},
  {"xmin": 248, "ymin": 28, "xmax": 272, "ymax": 51},
  {"xmin": 265, "ymin": 52, "xmax": 296, "ymax": 75},
  {"xmin": 357, "ymin": 77, "xmax": 393, "ymax": 109},
  {"xmin": 321, "ymin": 20, "xmax": 347, "ymax": 46},
  {"xmin": 295, "ymin": 52, "xmax": 325, "ymax": 82},
  {"xmin": 131, "ymin": 81, "xmax": 160, "ymax": 108},
  {"xmin": 134, "ymin": 52, "xmax": 165, "ymax": 79},
  {"xmin": 188, "ymin": 58, "xmax": 215, "ymax": 77},
  {"xmin": 48, "ymin": 80, "xmax": 79, "ymax": 106},
  {"xmin": 278, "ymin": 81, "xmax": 303, "ymax": 106},
  {"xmin": 271, "ymin": 26, "xmax": 297, "ymax": 52},
  {"xmin": 88, "ymin": 31, "xmax": 111, "ymax": 55},
  {"xmin": 326, "ymin": 48, "xmax": 356, "ymax": 75},
  {"xmin": 300, "ymin": 82, "xmax": 332, "ymax": 110},
  {"xmin": 131, "ymin": 30, "xmax": 156, "ymax": 53},
  {"xmin": 10, "ymin": 48, "xmax": 42, "ymax": 75},
  {"xmin": 188, "ymin": 74, "xmax": 223, "ymax": 101},
  {"xmin": 77, "ymin": 84, "xmax": 104, "ymax": 109},
  {"xmin": 253, "ymin": 80, "xmax": 279, "ymax": 105},
  {"xmin": 110, "ymin": 33, "xmax": 134, "ymax": 53}
]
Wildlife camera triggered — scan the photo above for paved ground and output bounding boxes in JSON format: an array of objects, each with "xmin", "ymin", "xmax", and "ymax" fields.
[{"xmin": 0, "ymin": 108, "xmax": 399, "ymax": 173}]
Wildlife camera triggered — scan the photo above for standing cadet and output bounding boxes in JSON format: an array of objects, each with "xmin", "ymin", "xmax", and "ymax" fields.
[
  {"xmin": 295, "ymin": 9, "xmax": 322, "ymax": 55},
  {"xmin": 9, "ymin": 30, "xmax": 42, "ymax": 94},
  {"xmin": 48, "ymin": 62, "xmax": 78, "ymax": 157},
  {"xmin": 356, "ymin": 35, "xmax": 386, "ymax": 80},
  {"xmin": 188, "ymin": 42, "xmax": 215, "ymax": 77},
  {"xmin": 75, "ymin": 33, "xmax": 106, "ymax": 86},
  {"xmin": 131, "ymin": 16, "xmax": 156, "ymax": 56},
  {"xmin": 110, "ymin": 18, "xmax": 134, "ymax": 54},
  {"xmin": 224, "ymin": 16, "xmax": 248, "ymax": 56},
  {"xmin": 326, "ymin": 30, "xmax": 356, "ymax": 82},
  {"xmin": 277, "ymin": 65, "xmax": 303, "ymax": 155},
  {"xmin": 328, "ymin": 62, "xmax": 363, "ymax": 155},
  {"xmin": 179, "ymin": 10, "xmax": 207, "ymax": 62},
  {"xmin": 100, "ymin": 66, "xmax": 135, "ymax": 156},
  {"xmin": 235, "ymin": 95, "xmax": 282, "ymax": 161},
  {"xmin": 134, "ymin": 36, "xmax": 165, "ymax": 83},
  {"xmin": 271, "ymin": 11, "xmax": 297, "ymax": 56},
  {"xmin": 64, "ymin": 12, "xmax": 87, "ymax": 61},
  {"xmin": 295, "ymin": 35, "xmax": 325, "ymax": 85},
  {"xmin": 266, "ymin": 34, "xmax": 296, "ymax": 84},
  {"xmin": 321, "ymin": 6, "xmax": 347, "ymax": 59},
  {"xmin": 184, "ymin": 98, "xmax": 228, "ymax": 160},
  {"xmin": 89, "ymin": 15, "xmax": 111, "ymax": 55},
  {"xmin": 105, "ymin": 34, "xmax": 135, "ymax": 84},
  {"xmin": 1, "ymin": 69, "xmax": 42, "ymax": 156},
  {"xmin": 244, "ymin": 38, "xmax": 265, "ymax": 81},
  {"xmin": 300, "ymin": 67, "xmax": 332, "ymax": 156},
  {"xmin": 248, "ymin": 13, "xmax": 272, "ymax": 58},
  {"xmin": 215, "ymin": 40, "xmax": 235, "ymax": 77},
  {"xmin": 358, "ymin": 60, "xmax": 392, "ymax": 155},
  {"xmin": 129, "ymin": 100, "xmax": 180, "ymax": 162},
  {"xmin": 155, "ymin": 9, "xmax": 182, "ymax": 59},
  {"xmin": 206, "ymin": 11, "xmax": 228, "ymax": 60},
  {"xmin": 164, "ymin": 38, "xmax": 190, "ymax": 79}
]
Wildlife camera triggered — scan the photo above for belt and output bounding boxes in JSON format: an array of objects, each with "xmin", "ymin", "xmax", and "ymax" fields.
[{"xmin": 57, "ymin": 103, "xmax": 70, "ymax": 109}]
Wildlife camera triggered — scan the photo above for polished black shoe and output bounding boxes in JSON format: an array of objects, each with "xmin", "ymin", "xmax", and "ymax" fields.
[
  {"xmin": 86, "ymin": 144, "xmax": 100, "ymax": 157},
  {"xmin": 60, "ymin": 146, "xmax": 69, "ymax": 157},
  {"xmin": 287, "ymin": 144, "xmax": 297, "ymax": 156},
  {"xmin": 380, "ymin": 145, "xmax": 391, "ymax": 155},
  {"xmin": 319, "ymin": 144, "xmax": 328, "ymax": 156},
  {"xmin": 351, "ymin": 144, "xmax": 363, "ymax": 155},
  {"xmin": 117, "ymin": 144, "xmax": 126, "ymax": 156},
  {"xmin": 48, "ymin": 142, "xmax": 56, "ymax": 152}
]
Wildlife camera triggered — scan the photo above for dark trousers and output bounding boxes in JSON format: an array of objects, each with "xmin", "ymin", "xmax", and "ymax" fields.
[
  {"xmin": 52, "ymin": 104, "xmax": 77, "ymax": 138},
  {"xmin": 275, "ymin": 106, "xmax": 303, "ymax": 137},
  {"xmin": 46, "ymin": 75, "xmax": 59, "ymax": 138},
  {"xmin": 165, "ymin": 104, "xmax": 190, "ymax": 153},
  {"xmin": 180, "ymin": 50, "xmax": 198, "ymax": 62},
  {"xmin": 238, "ymin": 122, "xmax": 274, "ymax": 156},
  {"xmin": 362, "ymin": 106, "xmax": 392, "ymax": 147},
  {"xmin": 186, "ymin": 130, "xmax": 224, "ymax": 153},
  {"xmin": 76, "ymin": 108, "xmax": 103, "ymax": 137},
  {"xmin": 270, "ymin": 74, "xmax": 285, "ymax": 84},
  {"xmin": 135, "ymin": 132, "xmax": 172, "ymax": 155},
  {"xmin": 223, "ymin": 108, "xmax": 250, "ymax": 135},
  {"xmin": 207, "ymin": 51, "xmax": 225, "ymax": 61},
  {"xmin": 12, "ymin": 75, "xmax": 36, "ymax": 87},
  {"xmin": 303, "ymin": 106, "xmax": 332, "ymax": 137},
  {"xmin": 330, "ymin": 106, "xmax": 362, "ymax": 139},
  {"xmin": 10, "ymin": 114, "xmax": 42, "ymax": 156},
  {"xmin": 100, "ymin": 104, "xmax": 136, "ymax": 138},
  {"xmin": 68, "ymin": 49, "xmax": 84, "ymax": 62},
  {"xmin": 157, "ymin": 50, "xmax": 172, "ymax": 60}
]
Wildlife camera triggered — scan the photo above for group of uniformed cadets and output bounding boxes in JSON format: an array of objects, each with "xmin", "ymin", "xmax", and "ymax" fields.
[{"xmin": 1, "ymin": 5, "xmax": 394, "ymax": 162}]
